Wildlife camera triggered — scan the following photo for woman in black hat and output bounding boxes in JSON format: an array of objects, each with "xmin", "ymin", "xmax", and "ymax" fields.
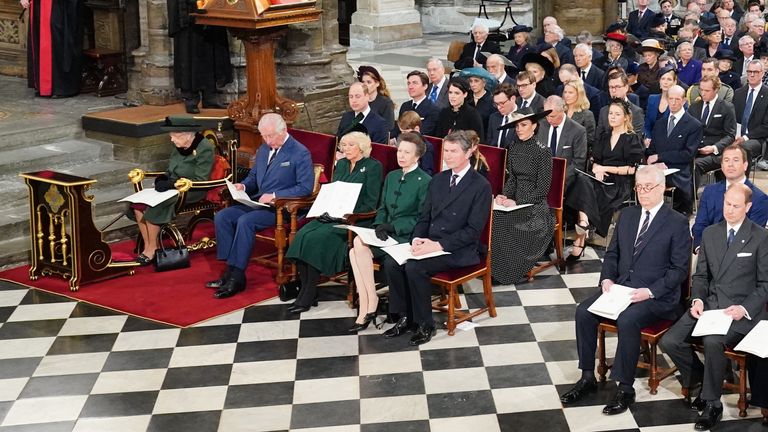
[
  {"xmin": 637, "ymin": 39, "xmax": 665, "ymax": 89},
  {"xmin": 507, "ymin": 25, "xmax": 534, "ymax": 69},
  {"xmin": 490, "ymin": 108, "xmax": 554, "ymax": 284},
  {"xmin": 702, "ymin": 23, "xmax": 723, "ymax": 58},
  {"xmin": 522, "ymin": 51, "xmax": 557, "ymax": 97},
  {"xmin": 715, "ymin": 49, "xmax": 742, "ymax": 89},
  {"xmin": 130, "ymin": 116, "xmax": 215, "ymax": 265},
  {"xmin": 564, "ymin": 99, "xmax": 643, "ymax": 261},
  {"xmin": 433, "ymin": 77, "xmax": 484, "ymax": 139},
  {"xmin": 358, "ymin": 66, "xmax": 395, "ymax": 131}
]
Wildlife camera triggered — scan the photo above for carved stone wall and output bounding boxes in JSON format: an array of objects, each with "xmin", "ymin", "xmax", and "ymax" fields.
[
  {"xmin": 0, "ymin": 0, "xmax": 28, "ymax": 77},
  {"xmin": 417, "ymin": 0, "xmax": 534, "ymax": 34}
]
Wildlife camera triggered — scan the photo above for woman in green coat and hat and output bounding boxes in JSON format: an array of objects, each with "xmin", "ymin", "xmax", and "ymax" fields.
[{"xmin": 131, "ymin": 115, "xmax": 214, "ymax": 265}]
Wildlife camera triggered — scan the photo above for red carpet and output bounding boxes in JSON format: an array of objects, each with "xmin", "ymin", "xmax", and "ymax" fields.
[{"xmin": 0, "ymin": 231, "xmax": 280, "ymax": 327}]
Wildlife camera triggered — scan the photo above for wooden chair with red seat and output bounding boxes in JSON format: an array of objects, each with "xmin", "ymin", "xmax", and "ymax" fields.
[
  {"xmin": 423, "ymin": 135, "xmax": 443, "ymax": 174},
  {"xmin": 250, "ymin": 128, "xmax": 337, "ymax": 284},
  {"xmin": 526, "ymin": 157, "xmax": 567, "ymax": 281},
  {"xmin": 596, "ymin": 267, "xmax": 692, "ymax": 395}
]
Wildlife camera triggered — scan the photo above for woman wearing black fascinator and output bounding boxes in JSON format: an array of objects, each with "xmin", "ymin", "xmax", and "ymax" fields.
[{"xmin": 357, "ymin": 66, "xmax": 395, "ymax": 130}]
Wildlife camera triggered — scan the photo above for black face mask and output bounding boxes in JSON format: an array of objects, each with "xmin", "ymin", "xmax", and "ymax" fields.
[{"xmin": 175, "ymin": 133, "xmax": 203, "ymax": 156}]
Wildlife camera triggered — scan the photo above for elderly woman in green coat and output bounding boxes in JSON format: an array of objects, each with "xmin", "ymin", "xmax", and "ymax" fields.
[
  {"xmin": 286, "ymin": 131, "xmax": 383, "ymax": 313},
  {"xmin": 347, "ymin": 132, "xmax": 430, "ymax": 332},
  {"xmin": 132, "ymin": 116, "xmax": 214, "ymax": 265}
]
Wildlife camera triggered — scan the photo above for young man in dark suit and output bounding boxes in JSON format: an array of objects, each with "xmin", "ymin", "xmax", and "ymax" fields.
[
  {"xmin": 660, "ymin": 183, "xmax": 768, "ymax": 431},
  {"xmin": 381, "ymin": 131, "xmax": 492, "ymax": 346},
  {"xmin": 515, "ymin": 71, "xmax": 545, "ymax": 112},
  {"xmin": 646, "ymin": 85, "xmax": 702, "ymax": 215},
  {"xmin": 560, "ymin": 165, "xmax": 691, "ymax": 415},
  {"xmin": 209, "ymin": 113, "xmax": 315, "ymax": 298},
  {"xmin": 337, "ymin": 82, "xmax": 390, "ymax": 144},
  {"xmin": 627, "ymin": 0, "xmax": 655, "ymax": 39},
  {"xmin": 393, "ymin": 71, "xmax": 439, "ymax": 138},
  {"xmin": 689, "ymin": 76, "xmax": 738, "ymax": 181},
  {"xmin": 486, "ymin": 83, "xmax": 517, "ymax": 148}
]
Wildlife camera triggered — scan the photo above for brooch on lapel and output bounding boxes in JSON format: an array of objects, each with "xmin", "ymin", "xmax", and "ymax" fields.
[
  {"xmin": 418, "ymin": 177, "xmax": 422, "ymax": 180},
  {"xmin": 360, "ymin": 167, "xmax": 366, "ymax": 172}
]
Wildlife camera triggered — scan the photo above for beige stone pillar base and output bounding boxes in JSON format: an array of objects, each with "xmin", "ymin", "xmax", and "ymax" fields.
[{"xmin": 350, "ymin": 0, "xmax": 423, "ymax": 50}]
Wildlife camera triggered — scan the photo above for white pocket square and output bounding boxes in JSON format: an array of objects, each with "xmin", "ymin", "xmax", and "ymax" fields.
[
  {"xmin": 280, "ymin": 161, "xmax": 291, "ymax": 167},
  {"xmin": 677, "ymin": 135, "xmax": 683, "ymax": 138},
  {"xmin": 563, "ymin": 146, "xmax": 571, "ymax": 149},
  {"xmin": 737, "ymin": 252, "xmax": 752, "ymax": 257},
  {"xmin": 714, "ymin": 114, "xmax": 722, "ymax": 118}
]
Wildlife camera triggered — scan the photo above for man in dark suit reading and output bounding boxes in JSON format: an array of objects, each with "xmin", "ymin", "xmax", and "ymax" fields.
[
  {"xmin": 560, "ymin": 165, "xmax": 691, "ymax": 415},
  {"xmin": 660, "ymin": 183, "xmax": 768, "ymax": 431},
  {"xmin": 208, "ymin": 113, "xmax": 315, "ymax": 299},
  {"xmin": 381, "ymin": 131, "xmax": 492, "ymax": 346}
]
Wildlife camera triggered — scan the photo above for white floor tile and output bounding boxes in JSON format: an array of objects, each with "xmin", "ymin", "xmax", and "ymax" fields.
[
  {"xmin": 472, "ymin": 306, "xmax": 529, "ymax": 326},
  {"xmin": 358, "ymin": 351, "xmax": 423, "ymax": 376},
  {"xmin": 0, "ymin": 290, "xmax": 27, "ymax": 307},
  {"xmin": 111, "ymin": 329, "xmax": 180, "ymax": 351},
  {"xmin": 57, "ymin": 316, "xmax": 128, "ymax": 336},
  {"xmin": 0, "ymin": 337, "xmax": 55, "ymax": 360},
  {"xmin": 296, "ymin": 335, "xmax": 358, "ymax": 359},
  {"xmin": 530, "ymin": 321, "xmax": 577, "ymax": 342},
  {"xmin": 33, "ymin": 352, "xmax": 109, "ymax": 377},
  {"xmin": 419, "ymin": 326, "xmax": 479, "ymax": 350},
  {"xmin": 292, "ymin": 376, "xmax": 360, "ymax": 404},
  {"xmin": 517, "ymin": 289, "xmax": 575, "ymax": 307},
  {"xmin": 90, "ymin": 369, "xmax": 167, "ymax": 394},
  {"xmin": 423, "ymin": 367, "xmax": 490, "ymax": 394},
  {"xmin": 360, "ymin": 394, "xmax": 429, "ymax": 424},
  {"xmin": 429, "ymin": 414, "xmax": 502, "ymax": 432},
  {"xmin": 73, "ymin": 415, "xmax": 152, "ymax": 432},
  {"xmin": 168, "ymin": 343, "xmax": 237, "ymax": 368},
  {"xmin": 0, "ymin": 377, "xmax": 28, "ymax": 402},
  {"xmin": 229, "ymin": 359, "xmax": 297, "ymax": 385},
  {"xmin": 218, "ymin": 405, "xmax": 292, "ymax": 432},
  {"xmin": 152, "ymin": 385, "xmax": 228, "ymax": 414},
  {"xmin": 238, "ymin": 320, "xmax": 300, "ymax": 342},
  {"xmin": 545, "ymin": 360, "xmax": 582, "ymax": 385},
  {"xmin": 492, "ymin": 385, "xmax": 563, "ymax": 413},
  {"xmin": 2, "ymin": 395, "xmax": 88, "ymax": 426},
  {"xmin": 560, "ymin": 273, "xmax": 601, "ymax": 289},
  {"xmin": 194, "ymin": 309, "xmax": 244, "ymax": 327},
  {"xmin": 7, "ymin": 302, "xmax": 77, "ymax": 322},
  {"xmin": 563, "ymin": 405, "xmax": 639, "ymax": 432},
  {"xmin": 480, "ymin": 342, "xmax": 544, "ymax": 366}
]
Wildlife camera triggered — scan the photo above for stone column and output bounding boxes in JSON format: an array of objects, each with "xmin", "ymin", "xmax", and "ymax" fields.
[
  {"xmin": 127, "ymin": 0, "xmax": 149, "ymax": 101},
  {"xmin": 350, "ymin": 0, "xmax": 422, "ymax": 49},
  {"xmin": 136, "ymin": 0, "xmax": 176, "ymax": 105}
]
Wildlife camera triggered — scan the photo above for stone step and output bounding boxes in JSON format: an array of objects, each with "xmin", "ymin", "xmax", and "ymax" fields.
[
  {"xmin": 0, "ymin": 139, "xmax": 112, "ymax": 177},
  {"xmin": 4, "ymin": 121, "xmax": 84, "ymax": 152}
]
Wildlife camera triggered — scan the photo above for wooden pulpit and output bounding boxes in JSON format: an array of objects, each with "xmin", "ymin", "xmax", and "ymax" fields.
[
  {"xmin": 194, "ymin": 0, "xmax": 322, "ymax": 159},
  {"xmin": 20, "ymin": 171, "xmax": 138, "ymax": 291}
]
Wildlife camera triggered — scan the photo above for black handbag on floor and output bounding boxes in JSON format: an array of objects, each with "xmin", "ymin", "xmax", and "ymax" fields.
[{"xmin": 154, "ymin": 226, "xmax": 190, "ymax": 272}]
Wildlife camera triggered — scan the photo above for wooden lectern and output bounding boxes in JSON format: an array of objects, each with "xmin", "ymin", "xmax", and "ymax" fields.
[
  {"xmin": 194, "ymin": 0, "xmax": 322, "ymax": 159},
  {"xmin": 20, "ymin": 171, "xmax": 139, "ymax": 291}
]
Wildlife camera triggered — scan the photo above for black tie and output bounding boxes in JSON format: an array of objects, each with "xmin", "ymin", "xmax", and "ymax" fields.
[
  {"xmin": 450, "ymin": 173, "xmax": 459, "ymax": 188},
  {"xmin": 702, "ymin": 101, "xmax": 710, "ymax": 125},
  {"xmin": 520, "ymin": 100, "xmax": 528, "ymax": 109},
  {"xmin": 634, "ymin": 210, "xmax": 651, "ymax": 255},
  {"xmin": 412, "ymin": 101, "xmax": 418, "ymax": 111},
  {"xmin": 550, "ymin": 125, "xmax": 558, "ymax": 155},
  {"xmin": 267, "ymin": 148, "xmax": 279, "ymax": 166},
  {"xmin": 725, "ymin": 37, "xmax": 730, "ymax": 46},
  {"xmin": 727, "ymin": 228, "xmax": 736, "ymax": 247},
  {"xmin": 581, "ymin": 70, "xmax": 587, "ymax": 80}
]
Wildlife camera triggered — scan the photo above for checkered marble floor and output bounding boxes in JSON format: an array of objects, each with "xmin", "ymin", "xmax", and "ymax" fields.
[{"xmin": 0, "ymin": 245, "xmax": 765, "ymax": 432}]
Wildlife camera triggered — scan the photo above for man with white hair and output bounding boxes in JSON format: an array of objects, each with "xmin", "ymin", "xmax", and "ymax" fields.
[
  {"xmin": 576, "ymin": 30, "xmax": 604, "ymax": 66},
  {"xmin": 646, "ymin": 84, "xmax": 702, "ymax": 215},
  {"xmin": 573, "ymin": 43, "xmax": 604, "ymax": 88},
  {"xmin": 454, "ymin": 22, "xmax": 500, "ymax": 69},
  {"xmin": 426, "ymin": 57, "xmax": 450, "ymax": 110},
  {"xmin": 485, "ymin": 54, "xmax": 515, "ymax": 87},
  {"xmin": 545, "ymin": 25, "xmax": 575, "ymax": 66}
]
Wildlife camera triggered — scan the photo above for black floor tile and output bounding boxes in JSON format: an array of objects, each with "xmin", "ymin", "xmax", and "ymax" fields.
[
  {"xmin": 68, "ymin": 302, "xmax": 121, "ymax": 318},
  {"xmin": 565, "ymin": 259, "xmax": 605, "ymax": 274},
  {"xmin": 0, "ymin": 421, "xmax": 76, "ymax": 432},
  {"xmin": 0, "ymin": 281, "xmax": 26, "ymax": 291},
  {"xmin": 295, "ymin": 356, "xmax": 359, "ymax": 380},
  {"xmin": 0, "ymin": 401, "xmax": 11, "ymax": 425},
  {"xmin": 420, "ymin": 347, "xmax": 484, "ymax": 371},
  {"xmin": 0, "ymin": 358, "xmax": 42, "ymax": 379},
  {"xmin": 475, "ymin": 324, "xmax": 536, "ymax": 345},
  {"xmin": 120, "ymin": 316, "xmax": 175, "ymax": 332},
  {"xmin": 162, "ymin": 364, "xmax": 232, "ymax": 389},
  {"xmin": 711, "ymin": 418, "xmax": 768, "ymax": 431},
  {"xmin": 241, "ymin": 304, "xmax": 300, "ymax": 323},
  {"xmin": 224, "ymin": 381, "xmax": 294, "ymax": 409},
  {"xmin": 524, "ymin": 304, "xmax": 577, "ymax": 323},
  {"xmin": 298, "ymin": 317, "xmax": 359, "ymax": 338},
  {"xmin": 486, "ymin": 363, "xmax": 552, "ymax": 389},
  {"xmin": 361, "ymin": 420, "xmax": 430, "ymax": 432},
  {"xmin": 19, "ymin": 373, "xmax": 98, "ymax": 398},
  {"xmin": 0, "ymin": 306, "xmax": 14, "ymax": 323},
  {"xmin": 46, "ymin": 333, "xmax": 119, "ymax": 355},
  {"xmin": 80, "ymin": 391, "xmax": 159, "ymax": 417},
  {"xmin": 570, "ymin": 287, "xmax": 601, "ymax": 304},
  {"xmin": 497, "ymin": 409, "xmax": 571, "ymax": 432},
  {"xmin": 102, "ymin": 348, "xmax": 174, "ymax": 372},
  {"xmin": 426, "ymin": 389, "xmax": 496, "ymax": 418},
  {"xmin": 176, "ymin": 325, "xmax": 240, "ymax": 347},
  {"xmin": 358, "ymin": 333, "xmax": 418, "ymax": 355},
  {"xmin": 316, "ymin": 284, "xmax": 350, "ymax": 302},
  {"xmin": 18, "ymin": 290, "xmax": 72, "ymax": 305},
  {"xmin": 233, "ymin": 339, "xmax": 297, "ymax": 363},
  {"xmin": 290, "ymin": 400, "xmax": 360, "ymax": 429},
  {"xmin": 466, "ymin": 290, "xmax": 521, "ymax": 308},
  {"xmin": 515, "ymin": 275, "xmax": 566, "ymax": 290},
  {"xmin": 359, "ymin": 372, "xmax": 425, "ymax": 398},
  {"xmin": 0, "ymin": 320, "xmax": 65, "ymax": 340},
  {"xmin": 629, "ymin": 398, "xmax": 701, "ymax": 427},
  {"xmin": 538, "ymin": 340, "xmax": 579, "ymax": 362},
  {"xmin": 146, "ymin": 411, "xmax": 221, "ymax": 432}
]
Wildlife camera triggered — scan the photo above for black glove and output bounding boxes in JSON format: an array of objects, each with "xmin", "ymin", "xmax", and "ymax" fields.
[
  {"xmin": 316, "ymin": 212, "xmax": 346, "ymax": 224},
  {"xmin": 154, "ymin": 174, "xmax": 176, "ymax": 192},
  {"xmin": 375, "ymin": 224, "xmax": 394, "ymax": 241}
]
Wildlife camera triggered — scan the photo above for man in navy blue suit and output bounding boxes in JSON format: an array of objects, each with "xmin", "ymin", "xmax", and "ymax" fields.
[
  {"xmin": 561, "ymin": 165, "xmax": 691, "ymax": 415},
  {"xmin": 692, "ymin": 144, "xmax": 768, "ymax": 250},
  {"xmin": 393, "ymin": 70, "xmax": 438, "ymax": 138},
  {"xmin": 647, "ymin": 85, "xmax": 702, "ymax": 215},
  {"xmin": 627, "ymin": 0, "xmax": 655, "ymax": 39},
  {"xmin": 485, "ymin": 83, "xmax": 517, "ymax": 148},
  {"xmin": 337, "ymin": 82, "xmax": 390, "ymax": 144},
  {"xmin": 207, "ymin": 114, "xmax": 314, "ymax": 298}
]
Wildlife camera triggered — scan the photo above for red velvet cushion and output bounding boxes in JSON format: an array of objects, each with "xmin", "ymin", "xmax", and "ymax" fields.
[
  {"xmin": 423, "ymin": 135, "xmax": 443, "ymax": 174},
  {"xmin": 288, "ymin": 128, "xmax": 337, "ymax": 178},
  {"xmin": 371, "ymin": 143, "xmax": 399, "ymax": 175},
  {"xmin": 432, "ymin": 263, "xmax": 487, "ymax": 282},
  {"xmin": 641, "ymin": 319, "xmax": 674, "ymax": 335}
]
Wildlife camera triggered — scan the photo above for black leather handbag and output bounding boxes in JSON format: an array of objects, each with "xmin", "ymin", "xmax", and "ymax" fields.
[{"xmin": 154, "ymin": 226, "xmax": 191, "ymax": 272}]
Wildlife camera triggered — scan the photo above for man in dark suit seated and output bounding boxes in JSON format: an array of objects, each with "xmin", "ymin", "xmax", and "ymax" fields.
[
  {"xmin": 733, "ymin": 59, "xmax": 768, "ymax": 171},
  {"xmin": 485, "ymin": 54, "xmax": 516, "ymax": 88},
  {"xmin": 337, "ymin": 82, "xmax": 390, "ymax": 144},
  {"xmin": 454, "ymin": 23, "xmax": 500, "ymax": 69},
  {"xmin": 689, "ymin": 76, "xmax": 738, "ymax": 182},
  {"xmin": 515, "ymin": 71, "xmax": 546, "ymax": 112},
  {"xmin": 646, "ymin": 85, "xmax": 702, "ymax": 215},
  {"xmin": 557, "ymin": 64, "xmax": 604, "ymax": 121},
  {"xmin": 207, "ymin": 113, "xmax": 315, "ymax": 298},
  {"xmin": 426, "ymin": 57, "xmax": 450, "ymax": 110},
  {"xmin": 560, "ymin": 165, "xmax": 691, "ymax": 415},
  {"xmin": 627, "ymin": 0, "xmax": 655, "ymax": 39},
  {"xmin": 660, "ymin": 183, "xmax": 768, "ymax": 431},
  {"xmin": 538, "ymin": 95, "xmax": 587, "ymax": 191},
  {"xmin": 545, "ymin": 25, "xmax": 575, "ymax": 66},
  {"xmin": 692, "ymin": 144, "xmax": 768, "ymax": 251},
  {"xmin": 486, "ymin": 83, "xmax": 518, "ymax": 148},
  {"xmin": 381, "ymin": 131, "xmax": 492, "ymax": 346},
  {"xmin": 573, "ymin": 43, "xmax": 604, "ymax": 89},
  {"xmin": 392, "ymin": 70, "xmax": 438, "ymax": 138}
]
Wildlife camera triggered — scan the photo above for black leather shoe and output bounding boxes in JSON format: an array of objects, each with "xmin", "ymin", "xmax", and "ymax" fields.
[
  {"xmin": 205, "ymin": 271, "xmax": 230, "ymax": 289},
  {"xmin": 560, "ymin": 378, "xmax": 598, "ymax": 404},
  {"xmin": 279, "ymin": 280, "xmax": 301, "ymax": 302},
  {"xmin": 184, "ymin": 102, "xmax": 200, "ymax": 114},
  {"xmin": 202, "ymin": 101, "xmax": 228, "ymax": 109},
  {"xmin": 602, "ymin": 390, "xmax": 635, "ymax": 415},
  {"xmin": 690, "ymin": 396, "xmax": 706, "ymax": 412},
  {"xmin": 409, "ymin": 325, "xmax": 436, "ymax": 346},
  {"xmin": 694, "ymin": 403, "xmax": 723, "ymax": 430},
  {"xmin": 383, "ymin": 316, "xmax": 413, "ymax": 338},
  {"xmin": 348, "ymin": 313, "xmax": 381, "ymax": 333},
  {"xmin": 213, "ymin": 278, "xmax": 245, "ymax": 299},
  {"xmin": 287, "ymin": 304, "xmax": 312, "ymax": 314},
  {"xmin": 760, "ymin": 407, "xmax": 767, "ymax": 426}
]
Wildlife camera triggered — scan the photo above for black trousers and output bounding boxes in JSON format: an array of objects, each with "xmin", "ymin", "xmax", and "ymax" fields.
[
  {"xmin": 380, "ymin": 254, "xmax": 455, "ymax": 328},
  {"xmin": 748, "ymin": 355, "xmax": 768, "ymax": 409},
  {"xmin": 294, "ymin": 260, "xmax": 321, "ymax": 307},
  {"xmin": 659, "ymin": 312, "xmax": 744, "ymax": 401},
  {"xmin": 576, "ymin": 291, "xmax": 666, "ymax": 388}
]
